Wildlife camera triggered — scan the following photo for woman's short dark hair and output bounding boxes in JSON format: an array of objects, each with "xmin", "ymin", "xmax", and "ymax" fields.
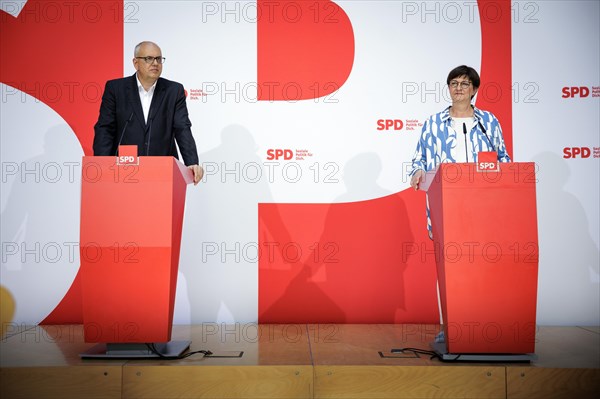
[{"xmin": 447, "ymin": 65, "xmax": 480, "ymax": 88}]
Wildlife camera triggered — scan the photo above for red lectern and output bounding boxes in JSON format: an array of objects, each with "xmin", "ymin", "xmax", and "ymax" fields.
[
  {"xmin": 79, "ymin": 154, "xmax": 193, "ymax": 358},
  {"xmin": 424, "ymin": 162, "xmax": 538, "ymax": 361}
]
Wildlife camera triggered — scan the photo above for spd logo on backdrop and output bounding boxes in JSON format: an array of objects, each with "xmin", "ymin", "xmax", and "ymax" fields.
[
  {"xmin": 377, "ymin": 119, "xmax": 404, "ymax": 130},
  {"xmin": 561, "ymin": 85, "xmax": 600, "ymax": 98},
  {"xmin": 266, "ymin": 149, "xmax": 294, "ymax": 160},
  {"xmin": 265, "ymin": 149, "xmax": 314, "ymax": 161},
  {"xmin": 563, "ymin": 147, "xmax": 600, "ymax": 159},
  {"xmin": 375, "ymin": 119, "xmax": 422, "ymax": 131}
]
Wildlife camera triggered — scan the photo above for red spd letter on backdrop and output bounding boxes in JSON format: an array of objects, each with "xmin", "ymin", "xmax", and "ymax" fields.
[{"xmin": 257, "ymin": 0, "xmax": 355, "ymax": 101}]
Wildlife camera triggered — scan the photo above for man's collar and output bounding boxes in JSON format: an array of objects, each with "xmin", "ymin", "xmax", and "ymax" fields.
[{"xmin": 135, "ymin": 73, "xmax": 157, "ymax": 93}]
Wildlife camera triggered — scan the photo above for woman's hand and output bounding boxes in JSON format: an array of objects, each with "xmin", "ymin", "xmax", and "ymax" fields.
[{"xmin": 410, "ymin": 169, "xmax": 425, "ymax": 190}]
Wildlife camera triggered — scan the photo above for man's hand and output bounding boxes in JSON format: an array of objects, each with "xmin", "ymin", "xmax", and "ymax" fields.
[
  {"xmin": 188, "ymin": 164, "xmax": 204, "ymax": 185},
  {"xmin": 410, "ymin": 169, "xmax": 425, "ymax": 190}
]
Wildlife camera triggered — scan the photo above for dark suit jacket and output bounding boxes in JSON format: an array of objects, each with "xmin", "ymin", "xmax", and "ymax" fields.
[{"xmin": 93, "ymin": 74, "xmax": 199, "ymax": 165}]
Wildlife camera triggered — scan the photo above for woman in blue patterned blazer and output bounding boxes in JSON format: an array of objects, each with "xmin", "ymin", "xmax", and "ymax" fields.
[
  {"xmin": 409, "ymin": 65, "xmax": 511, "ymax": 190},
  {"xmin": 408, "ymin": 65, "xmax": 511, "ymax": 237}
]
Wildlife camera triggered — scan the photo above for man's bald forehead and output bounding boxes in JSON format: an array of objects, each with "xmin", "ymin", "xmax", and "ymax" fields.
[{"xmin": 134, "ymin": 41, "xmax": 161, "ymax": 56}]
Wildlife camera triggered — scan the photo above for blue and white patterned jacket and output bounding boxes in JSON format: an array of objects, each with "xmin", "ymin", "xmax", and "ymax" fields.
[
  {"xmin": 410, "ymin": 105, "xmax": 510, "ymax": 175},
  {"xmin": 409, "ymin": 105, "xmax": 511, "ymax": 238}
]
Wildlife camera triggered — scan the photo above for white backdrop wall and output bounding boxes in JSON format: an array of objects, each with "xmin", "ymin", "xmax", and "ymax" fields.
[{"xmin": 1, "ymin": 0, "xmax": 598, "ymax": 326}]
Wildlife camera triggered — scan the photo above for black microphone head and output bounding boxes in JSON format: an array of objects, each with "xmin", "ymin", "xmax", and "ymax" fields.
[
  {"xmin": 478, "ymin": 121, "xmax": 487, "ymax": 133},
  {"xmin": 463, "ymin": 122, "xmax": 467, "ymax": 134},
  {"xmin": 115, "ymin": 112, "xmax": 135, "ymax": 155}
]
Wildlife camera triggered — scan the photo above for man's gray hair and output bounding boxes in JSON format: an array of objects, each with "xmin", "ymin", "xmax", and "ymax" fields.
[{"xmin": 134, "ymin": 41, "xmax": 160, "ymax": 57}]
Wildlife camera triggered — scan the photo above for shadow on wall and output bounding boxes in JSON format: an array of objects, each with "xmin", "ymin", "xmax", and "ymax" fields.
[
  {"xmin": 178, "ymin": 124, "xmax": 275, "ymax": 323},
  {"xmin": 533, "ymin": 151, "xmax": 600, "ymax": 325},
  {"xmin": 1, "ymin": 124, "xmax": 82, "ymax": 324},
  {"xmin": 259, "ymin": 152, "xmax": 439, "ymax": 323}
]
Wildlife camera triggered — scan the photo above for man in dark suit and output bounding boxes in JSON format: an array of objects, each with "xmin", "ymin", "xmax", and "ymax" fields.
[{"xmin": 93, "ymin": 41, "xmax": 203, "ymax": 184}]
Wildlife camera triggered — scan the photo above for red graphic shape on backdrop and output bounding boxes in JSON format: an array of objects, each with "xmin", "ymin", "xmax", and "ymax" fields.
[
  {"xmin": 257, "ymin": 0, "xmax": 355, "ymax": 101},
  {"xmin": 2, "ymin": 0, "xmax": 514, "ymax": 325},
  {"xmin": 0, "ymin": 0, "xmax": 123, "ymax": 155},
  {"xmin": 1, "ymin": 0, "xmax": 124, "ymax": 323},
  {"xmin": 258, "ymin": 191, "xmax": 439, "ymax": 323},
  {"xmin": 476, "ymin": 0, "xmax": 513, "ymax": 158},
  {"xmin": 258, "ymin": 0, "xmax": 513, "ymax": 323}
]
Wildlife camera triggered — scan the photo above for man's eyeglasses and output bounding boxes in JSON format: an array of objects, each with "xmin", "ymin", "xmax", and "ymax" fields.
[
  {"xmin": 449, "ymin": 80, "xmax": 472, "ymax": 89},
  {"xmin": 136, "ymin": 56, "xmax": 166, "ymax": 65}
]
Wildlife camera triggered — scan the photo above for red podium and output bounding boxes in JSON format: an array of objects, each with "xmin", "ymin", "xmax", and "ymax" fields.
[
  {"xmin": 423, "ymin": 162, "xmax": 539, "ymax": 361},
  {"xmin": 79, "ymin": 153, "xmax": 193, "ymax": 358}
]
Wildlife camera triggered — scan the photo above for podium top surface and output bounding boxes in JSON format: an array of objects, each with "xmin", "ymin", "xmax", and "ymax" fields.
[
  {"xmin": 420, "ymin": 162, "xmax": 536, "ymax": 192},
  {"xmin": 82, "ymin": 156, "xmax": 193, "ymax": 185}
]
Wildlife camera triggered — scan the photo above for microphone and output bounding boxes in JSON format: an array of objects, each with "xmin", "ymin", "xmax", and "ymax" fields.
[
  {"xmin": 115, "ymin": 112, "xmax": 134, "ymax": 156},
  {"xmin": 463, "ymin": 122, "xmax": 469, "ymax": 162},
  {"xmin": 146, "ymin": 116, "xmax": 153, "ymax": 156},
  {"xmin": 478, "ymin": 121, "xmax": 495, "ymax": 151}
]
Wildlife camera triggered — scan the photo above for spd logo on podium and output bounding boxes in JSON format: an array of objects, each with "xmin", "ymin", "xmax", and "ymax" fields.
[
  {"xmin": 477, "ymin": 151, "xmax": 499, "ymax": 172},
  {"xmin": 117, "ymin": 145, "xmax": 139, "ymax": 165}
]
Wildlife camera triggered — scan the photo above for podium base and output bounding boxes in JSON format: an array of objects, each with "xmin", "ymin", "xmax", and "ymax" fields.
[
  {"xmin": 80, "ymin": 341, "xmax": 191, "ymax": 359},
  {"xmin": 430, "ymin": 341, "xmax": 537, "ymax": 362}
]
